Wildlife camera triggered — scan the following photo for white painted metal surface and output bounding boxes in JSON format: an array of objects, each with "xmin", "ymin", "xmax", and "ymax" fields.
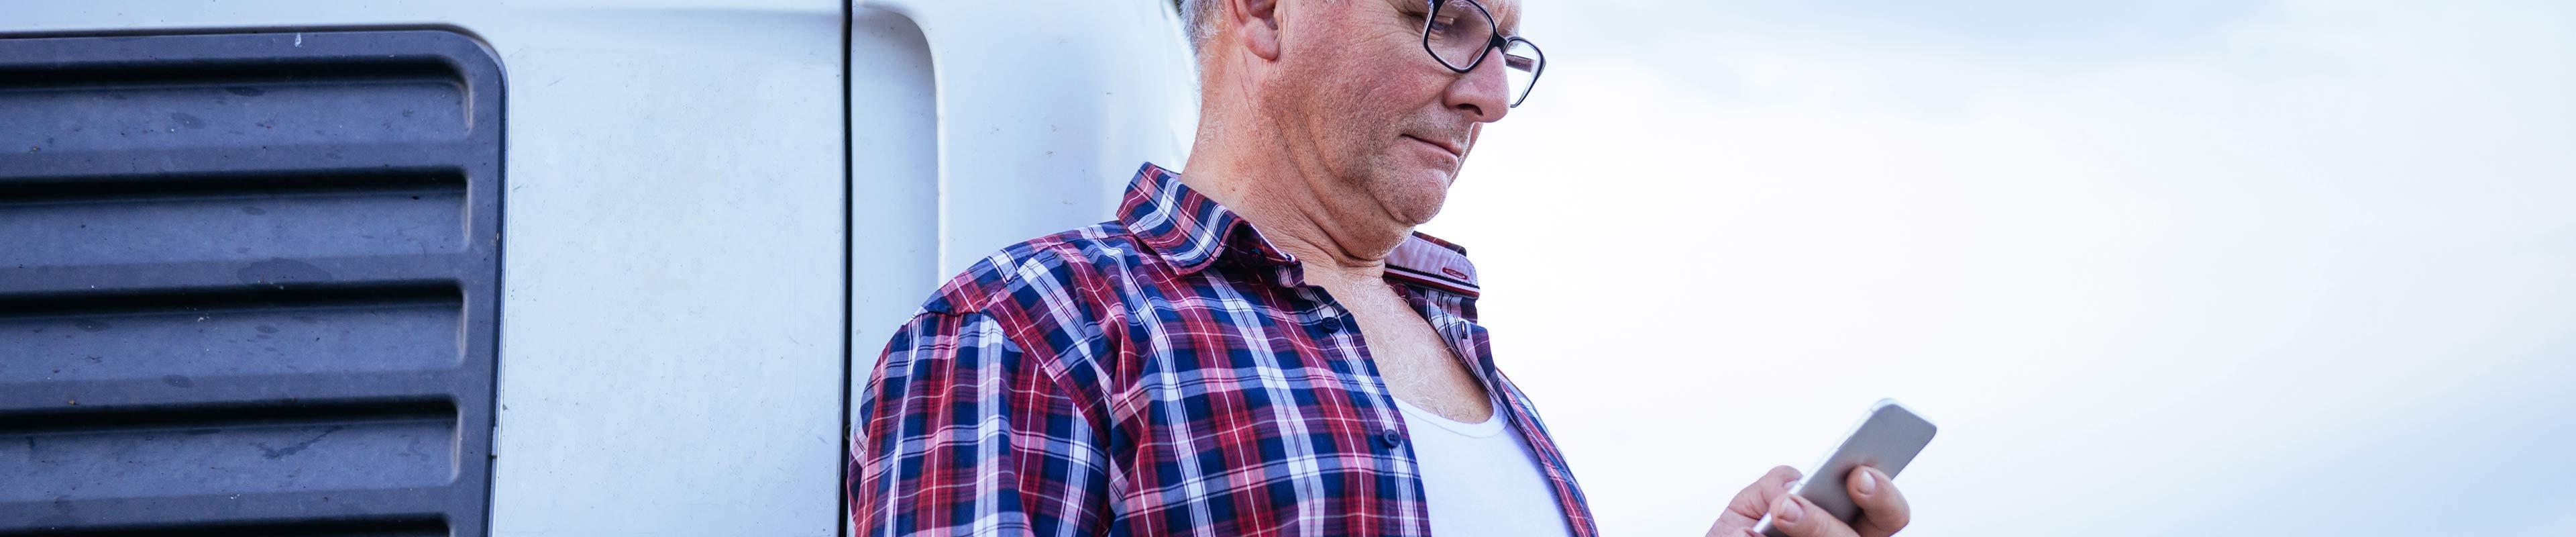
[
  {"xmin": 855, "ymin": 0, "xmax": 1199, "ymax": 276},
  {"xmin": 9, "ymin": 1, "xmax": 1195, "ymax": 534}
]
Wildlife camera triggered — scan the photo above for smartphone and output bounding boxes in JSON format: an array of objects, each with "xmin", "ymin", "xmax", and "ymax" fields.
[{"xmin": 1754, "ymin": 399, "xmax": 1938, "ymax": 537}]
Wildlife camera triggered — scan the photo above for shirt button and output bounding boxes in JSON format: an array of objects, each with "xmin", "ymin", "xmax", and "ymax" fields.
[
  {"xmin": 1378, "ymin": 428, "xmax": 1404, "ymax": 449},
  {"xmin": 1318, "ymin": 317, "xmax": 1344, "ymax": 333}
]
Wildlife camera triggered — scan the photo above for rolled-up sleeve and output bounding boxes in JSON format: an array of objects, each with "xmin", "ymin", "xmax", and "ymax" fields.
[{"xmin": 849, "ymin": 310, "xmax": 1110, "ymax": 536}]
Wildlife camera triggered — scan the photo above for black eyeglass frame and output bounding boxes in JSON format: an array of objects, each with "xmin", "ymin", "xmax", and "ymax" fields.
[{"xmin": 1417, "ymin": 0, "xmax": 1545, "ymax": 107}]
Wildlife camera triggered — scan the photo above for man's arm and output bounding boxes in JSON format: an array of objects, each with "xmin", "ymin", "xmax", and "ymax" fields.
[{"xmin": 849, "ymin": 310, "xmax": 1110, "ymax": 536}]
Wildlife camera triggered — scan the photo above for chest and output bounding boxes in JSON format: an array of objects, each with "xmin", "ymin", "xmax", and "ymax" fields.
[
  {"xmin": 1085, "ymin": 270, "xmax": 1578, "ymax": 536},
  {"xmin": 1333, "ymin": 287, "xmax": 1492, "ymax": 412},
  {"xmin": 1106, "ymin": 280, "xmax": 1485, "ymax": 400},
  {"xmin": 1336, "ymin": 287, "xmax": 1456, "ymax": 367}
]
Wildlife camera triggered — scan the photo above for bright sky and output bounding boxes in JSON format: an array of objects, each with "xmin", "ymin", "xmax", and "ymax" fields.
[{"xmin": 1416, "ymin": 1, "xmax": 2576, "ymax": 535}]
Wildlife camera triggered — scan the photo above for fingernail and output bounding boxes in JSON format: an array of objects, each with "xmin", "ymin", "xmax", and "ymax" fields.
[
  {"xmin": 1776, "ymin": 497, "xmax": 1804, "ymax": 525},
  {"xmin": 1856, "ymin": 469, "xmax": 1879, "ymax": 496}
]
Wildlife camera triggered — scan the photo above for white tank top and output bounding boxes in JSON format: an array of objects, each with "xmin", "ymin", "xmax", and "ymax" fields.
[{"xmin": 1392, "ymin": 395, "xmax": 1580, "ymax": 537}]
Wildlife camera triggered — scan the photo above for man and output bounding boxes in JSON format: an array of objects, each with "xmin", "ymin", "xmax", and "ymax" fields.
[{"xmin": 848, "ymin": 0, "xmax": 1915, "ymax": 535}]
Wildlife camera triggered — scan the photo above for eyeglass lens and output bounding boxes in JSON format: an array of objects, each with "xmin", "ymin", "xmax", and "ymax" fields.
[{"xmin": 1424, "ymin": 0, "xmax": 1542, "ymax": 107}]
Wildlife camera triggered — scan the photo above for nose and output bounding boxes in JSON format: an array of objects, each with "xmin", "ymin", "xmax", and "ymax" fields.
[{"xmin": 1445, "ymin": 47, "xmax": 1513, "ymax": 124}]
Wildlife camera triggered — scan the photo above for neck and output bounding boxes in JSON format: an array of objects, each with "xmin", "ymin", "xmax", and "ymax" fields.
[
  {"xmin": 1177, "ymin": 117, "xmax": 1411, "ymax": 285},
  {"xmin": 1179, "ymin": 53, "xmax": 1417, "ymax": 285}
]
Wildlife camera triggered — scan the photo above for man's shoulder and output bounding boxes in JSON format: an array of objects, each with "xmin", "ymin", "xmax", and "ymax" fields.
[{"xmin": 916, "ymin": 220, "xmax": 1152, "ymax": 318}]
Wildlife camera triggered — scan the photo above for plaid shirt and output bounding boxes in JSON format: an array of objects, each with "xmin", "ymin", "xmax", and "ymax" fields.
[{"xmin": 849, "ymin": 163, "xmax": 1599, "ymax": 536}]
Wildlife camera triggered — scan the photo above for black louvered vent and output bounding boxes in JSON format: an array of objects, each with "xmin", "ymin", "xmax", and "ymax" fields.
[{"xmin": 0, "ymin": 30, "xmax": 502, "ymax": 534}]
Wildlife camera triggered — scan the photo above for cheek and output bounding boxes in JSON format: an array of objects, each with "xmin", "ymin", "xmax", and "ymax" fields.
[
  {"xmin": 1310, "ymin": 79, "xmax": 1403, "ymax": 160},
  {"xmin": 1284, "ymin": 38, "xmax": 1450, "ymax": 164},
  {"xmin": 1356, "ymin": 57, "xmax": 1446, "ymax": 105},
  {"xmin": 1335, "ymin": 72, "xmax": 1438, "ymax": 142}
]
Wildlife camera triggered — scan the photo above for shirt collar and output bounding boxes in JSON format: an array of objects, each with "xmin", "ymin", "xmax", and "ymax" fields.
[
  {"xmin": 1117, "ymin": 162, "xmax": 1483, "ymax": 297},
  {"xmin": 1118, "ymin": 162, "xmax": 1293, "ymax": 275}
]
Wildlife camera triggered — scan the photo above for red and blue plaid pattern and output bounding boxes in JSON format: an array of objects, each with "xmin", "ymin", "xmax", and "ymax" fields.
[{"xmin": 849, "ymin": 163, "xmax": 1599, "ymax": 536}]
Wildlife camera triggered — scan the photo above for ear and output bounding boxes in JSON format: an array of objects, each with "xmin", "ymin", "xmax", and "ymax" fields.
[{"xmin": 1228, "ymin": 0, "xmax": 1284, "ymax": 61}]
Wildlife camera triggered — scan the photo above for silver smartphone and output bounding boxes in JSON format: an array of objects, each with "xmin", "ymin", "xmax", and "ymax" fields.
[{"xmin": 1754, "ymin": 399, "xmax": 1938, "ymax": 537}]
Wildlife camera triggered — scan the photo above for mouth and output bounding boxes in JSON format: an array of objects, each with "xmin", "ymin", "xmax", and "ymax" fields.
[{"xmin": 1402, "ymin": 134, "xmax": 1464, "ymax": 158}]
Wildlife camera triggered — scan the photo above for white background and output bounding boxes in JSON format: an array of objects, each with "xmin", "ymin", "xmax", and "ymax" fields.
[{"xmin": 1417, "ymin": 1, "xmax": 2576, "ymax": 535}]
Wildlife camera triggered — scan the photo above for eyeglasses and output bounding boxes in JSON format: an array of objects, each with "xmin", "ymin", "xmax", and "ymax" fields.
[{"xmin": 1417, "ymin": 0, "xmax": 1545, "ymax": 108}]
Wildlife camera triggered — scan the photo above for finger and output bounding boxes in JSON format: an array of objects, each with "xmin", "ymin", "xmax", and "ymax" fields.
[
  {"xmin": 1845, "ymin": 467, "xmax": 1911, "ymax": 537},
  {"xmin": 1710, "ymin": 466, "xmax": 1804, "ymax": 534},
  {"xmin": 1726, "ymin": 466, "xmax": 1805, "ymax": 522},
  {"xmin": 1768, "ymin": 493, "xmax": 1861, "ymax": 537}
]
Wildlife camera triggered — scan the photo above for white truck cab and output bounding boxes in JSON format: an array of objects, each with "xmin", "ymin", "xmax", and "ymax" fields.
[{"xmin": 0, "ymin": 1, "xmax": 1197, "ymax": 534}]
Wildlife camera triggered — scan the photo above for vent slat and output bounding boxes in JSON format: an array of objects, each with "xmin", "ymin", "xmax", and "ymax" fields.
[{"xmin": 0, "ymin": 30, "xmax": 501, "ymax": 534}]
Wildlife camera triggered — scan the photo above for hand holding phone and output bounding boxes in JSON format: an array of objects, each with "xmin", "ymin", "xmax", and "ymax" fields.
[{"xmin": 1741, "ymin": 399, "xmax": 1937, "ymax": 537}]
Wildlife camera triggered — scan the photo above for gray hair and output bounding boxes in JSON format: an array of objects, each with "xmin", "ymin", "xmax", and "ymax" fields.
[{"xmin": 1175, "ymin": 0, "xmax": 1220, "ymax": 57}]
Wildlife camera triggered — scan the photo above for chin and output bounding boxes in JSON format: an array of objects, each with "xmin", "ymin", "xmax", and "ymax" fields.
[{"xmin": 1373, "ymin": 168, "xmax": 1455, "ymax": 226}]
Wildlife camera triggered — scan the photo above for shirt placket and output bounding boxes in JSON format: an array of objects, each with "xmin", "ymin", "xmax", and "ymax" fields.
[{"xmin": 1287, "ymin": 279, "xmax": 1430, "ymax": 537}]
